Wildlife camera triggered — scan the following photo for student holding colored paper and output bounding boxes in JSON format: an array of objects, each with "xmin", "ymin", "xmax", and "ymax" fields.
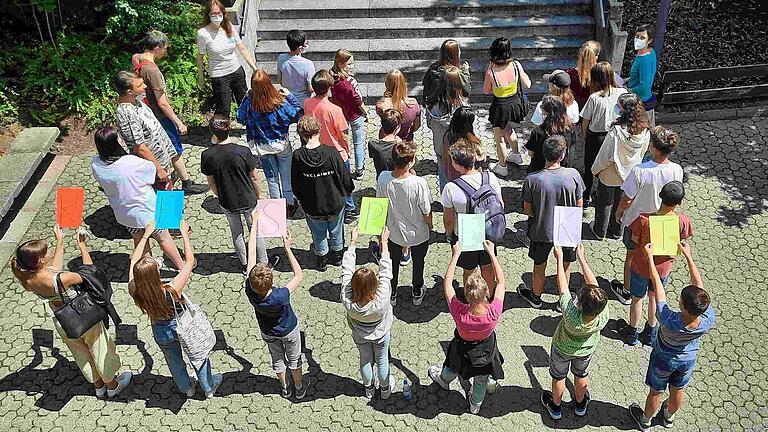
[
  {"xmin": 91, "ymin": 127, "xmax": 185, "ymax": 270},
  {"xmin": 376, "ymin": 141, "xmax": 433, "ymax": 306},
  {"xmin": 518, "ymin": 135, "xmax": 584, "ymax": 309},
  {"xmin": 442, "ymin": 139, "xmax": 504, "ymax": 292},
  {"xmin": 623, "ymin": 181, "xmax": 692, "ymax": 346}
]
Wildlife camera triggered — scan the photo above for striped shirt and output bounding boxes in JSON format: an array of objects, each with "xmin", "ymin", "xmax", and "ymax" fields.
[
  {"xmin": 197, "ymin": 27, "xmax": 241, "ymax": 78},
  {"xmin": 116, "ymin": 100, "xmax": 177, "ymax": 170}
]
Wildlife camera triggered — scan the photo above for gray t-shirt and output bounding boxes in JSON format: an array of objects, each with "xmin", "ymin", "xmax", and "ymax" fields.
[
  {"xmin": 580, "ymin": 87, "xmax": 628, "ymax": 133},
  {"xmin": 376, "ymin": 172, "xmax": 432, "ymax": 246},
  {"xmin": 277, "ymin": 54, "xmax": 315, "ymax": 107},
  {"xmin": 522, "ymin": 167, "xmax": 584, "ymax": 242}
]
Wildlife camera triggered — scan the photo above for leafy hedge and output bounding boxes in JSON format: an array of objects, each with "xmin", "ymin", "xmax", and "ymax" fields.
[{"xmin": 0, "ymin": 0, "xmax": 208, "ymax": 129}]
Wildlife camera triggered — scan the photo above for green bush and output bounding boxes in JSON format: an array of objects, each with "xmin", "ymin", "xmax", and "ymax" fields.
[
  {"xmin": 2, "ymin": 0, "xmax": 208, "ymax": 129},
  {"xmin": 0, "ymin": 81, "xmax": 19, "ymax": 126}
]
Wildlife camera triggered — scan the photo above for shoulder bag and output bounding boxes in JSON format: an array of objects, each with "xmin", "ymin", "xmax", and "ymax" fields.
[
  {"xmin": 53, "ymin": 273, "xmax": 108, "ymax": 339},
  {"xmin": 171, "ymin": 292, "xmax": 216, "ymax": 370}
]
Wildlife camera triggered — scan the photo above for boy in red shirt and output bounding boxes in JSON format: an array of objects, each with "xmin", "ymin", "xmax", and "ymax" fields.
[
  {"xmin": 623, "ymin": 181, "xmax": 692, "ymax": 346},
  {"xmin": 304, "ymin": 69, "xmax": 358, "ymax": 223}
]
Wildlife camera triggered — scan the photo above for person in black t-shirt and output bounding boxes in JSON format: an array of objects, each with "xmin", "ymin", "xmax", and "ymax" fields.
[
  {"xmin": 525, "ymin": 95, "xmax": 579, "ymax": 174},
  {"xmin": 368, "ymin": 109, "xmax": 403, "ymax": 179},
  {"xmin": 200, "ymin": 117, "xmax": 267, "ymax": 273}
]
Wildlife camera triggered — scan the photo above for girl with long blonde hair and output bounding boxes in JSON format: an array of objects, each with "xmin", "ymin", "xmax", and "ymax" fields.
[
  {"xmin": 376, "ymin": 69, "xmax": 421, "ymax": 141},
  {"xmin": 128, "ymin": 220, "xmax": 222, "ymax": 399}
]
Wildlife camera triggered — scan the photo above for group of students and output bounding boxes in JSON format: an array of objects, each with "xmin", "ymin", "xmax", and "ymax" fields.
[{"xmin": 9, "ymin": 3, "xmax": 715, "ymax": 429}]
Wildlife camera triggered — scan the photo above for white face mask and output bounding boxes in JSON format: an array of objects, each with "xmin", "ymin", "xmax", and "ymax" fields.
[
  {"xmin": 299, "ymin": 43, "xmax": 309, "ymax": 54},
  {"xmin": 210, "ymin": 15, "xmax": 224, "ymax": 25},
  {"xmin": 634, "ymin": 37, "xmax": 647, "ymax": 50}
]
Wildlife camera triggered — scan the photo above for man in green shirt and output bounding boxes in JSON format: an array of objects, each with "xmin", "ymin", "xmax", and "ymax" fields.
[{"xmin": 541, "ymin": 243, "xmax": 609, "ymax": 420}]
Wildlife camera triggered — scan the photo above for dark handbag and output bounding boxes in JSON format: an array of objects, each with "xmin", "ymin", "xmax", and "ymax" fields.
[
  {"xmin": 53, "ymin": 273, "xmax": 108, "ymax": 339},
  {"xmin": 514, "ymin": 61, "xmax": 531, "ymax": 116}
]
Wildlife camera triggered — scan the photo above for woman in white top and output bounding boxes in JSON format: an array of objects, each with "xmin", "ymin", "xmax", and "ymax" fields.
[
  {"xmin": 531, "ymin": 70, "xmax": 580, "ymax": 126},
  {"xmin": 91, "ymin": 127, "xmax": 184, "ymax": 270},
  {"xmin": 197, "ymin": 0, "xmax": 257, "ymax": 118},
  {"xmin": 590, "ymin": 93, "xmax": 651, "ymax": 240},
  {"xmin": 579, "ymin": 61, "xmax": 628, "ymax": 204}
]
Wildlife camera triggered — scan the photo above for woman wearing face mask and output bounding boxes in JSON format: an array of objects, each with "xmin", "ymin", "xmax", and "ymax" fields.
[
  {"xmin": 590, "ymin": 93, "xmax": 651, "ymax": 240},
  {"xmin": 330, "ymin": 49, "xmax": 369, "ymax": 179},
  {"xmin": 626, "ymin": 24, "xmax": 658, "ymax": 125},
  {"xmin": 114, "ymin": 70, "xmax": 177, "ymax": 192},
  {"xmin": 197, "ymin": 0, "xmax": 258, "ymax": 119}
]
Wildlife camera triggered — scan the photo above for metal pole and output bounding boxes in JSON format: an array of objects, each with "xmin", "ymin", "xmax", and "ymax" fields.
[{"xmin": 654, "ymin": 0, "xmax": 671, "ymax": 57}]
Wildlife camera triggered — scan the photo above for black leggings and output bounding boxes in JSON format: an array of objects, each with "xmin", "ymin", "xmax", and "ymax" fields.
[
  {"xmin": 212, "ymin": 66, "xmax": 248, "ymax": 118},
  {"xmin": 583, "ymin": 130, "xmax": 608, "ymax": 200},
  {"xmin": 388, "ymin": 239, "xmax": 429, "ymax": 295}
]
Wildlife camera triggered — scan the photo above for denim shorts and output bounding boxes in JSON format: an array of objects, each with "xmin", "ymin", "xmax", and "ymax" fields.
[
  {"xmin": 159, "ymin": 116, "xmax": 183, "ymax": 155},
  {"xmin": 549, "ymin": 346, "xmax": 592, "ymax": 380},
  {"xmin": 646, "ymin": 350, "xmax": 697, "ymax": 391},
  {"xmin": 630, "ymin": 270, "xmax": 669, "ymax": 298}
]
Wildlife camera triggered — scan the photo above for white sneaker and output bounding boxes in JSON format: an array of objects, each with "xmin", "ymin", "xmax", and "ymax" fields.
[
  {"xmin": 185, "ymin": 377, "xmax": 198, "ymax": 398},
  {"xmin": 428, "ymin": 365, "xmax": 450, "ymax": 390},
  {"xmin": 380, "ymin": 374, "xmax": 396, "ymax": 400},
  {"xmin": 205, "ymin": 373, "xmax": 223, "ymax": 399},
  {"xmin": 506, "ymin": 152, "xmax": 524, "ymax": 165},
  {"xmin": 469, "ymin": 396, "xmax": 482, "ymax": 414},
  {"xmin": 106, "ymin": 371, "xmax": 133, "ymax": 398},
  {"xmin": 490, "ymin": 162, "xmax": 508, "ymax": 178},
  {"xmin": 364, "ymin": 383, "xmax": 375, "ymax": 400},
  {"xmin": 95, "ymin": 385, "xmax": 107, "ymax": 399},
  {"xmin": 485, "ymin": 378, "xmax": 499, "ymax": 394}
]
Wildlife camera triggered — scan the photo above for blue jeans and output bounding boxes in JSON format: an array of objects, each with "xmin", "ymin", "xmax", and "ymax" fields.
[
  {"xmin": 158, "ymin": 116, "xmax": 183, "ymax": 155},
  {"xmin": 152, "ymin": 318, "xmax": 215, "ymax": 393},
  {"xmin": 437, "ymin": 156, "xmax": 447, "ymax": 192},
  {"xmin": 259, "ymin": 146, "xmax": 294, "ymax": 205},
  {"xmin": 356, "ymin": 333, "xmax": 390, "ymax": 387},
  {"xmin": 646, "ymin": 349, "xmax": 697, "ymax": 391},
  {"xmin": 349, "ymin": 116, "xmax": 367, "ymax": 171},
  {"xmin": 343, "ymin": 160, "xmax": 356, "ymax": 212},
  {"xmin": 630, "ymin": 270, "xmax": 670, "ymax": 298},
  {"xmin": 306, "ymin": 210, "xmax": 345, "ymax": 256},
  {"xmin": 439, "ymin": 366, "xmax": 491, "ymax": 405}
]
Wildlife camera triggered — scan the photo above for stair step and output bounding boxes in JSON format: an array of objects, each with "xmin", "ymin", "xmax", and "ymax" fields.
[
  {"xmin": 256, "ymin": 36, "xmax": 585, "ymax": 62},
  {"xmin": 259, "ymin": 0, "xmax": 592, "ymax": 19},
  {"xmin": 259, "ymin": 15, "xmax": 593, "ymax": 40},
  {"xmin": 262, "ymin": 57, "xmax": 575, "ymax": 83}
]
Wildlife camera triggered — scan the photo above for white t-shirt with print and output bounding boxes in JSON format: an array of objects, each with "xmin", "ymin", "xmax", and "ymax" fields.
[
  {"xmin": 620, "ymin": 160, "xmax": 684, "ymax": 226},
  {"xmin": 197, "ymin": 27, "xmax": 241, "ymax": 78}
]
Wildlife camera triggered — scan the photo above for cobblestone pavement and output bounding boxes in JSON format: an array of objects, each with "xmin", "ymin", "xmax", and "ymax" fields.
[{"xmin": 0, "ymin": 111, "xmax": 766, "ymax": 432}]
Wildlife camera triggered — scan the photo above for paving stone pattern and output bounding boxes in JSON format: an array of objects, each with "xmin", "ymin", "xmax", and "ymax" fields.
[{"xmin": 0, "ymin": 112, "xmax": 765, "ymax": 431}]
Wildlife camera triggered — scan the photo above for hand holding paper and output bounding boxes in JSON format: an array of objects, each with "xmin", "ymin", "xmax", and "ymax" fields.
[
  {"xmin": 458, "ymin": 213, "xmax": 485, "ymax": 252},
  {"xmin": 56, "ymin": 188, "xmax": 85, "ymax": 229},
  {"xmin": 359, "ymin": 197, "xmax": 389, "ymax": 235},
  {"xmin": 256, "ymin": 199, "xmax": 287, "ymax": 238},
  {"xmin": 553, "ymin": 206, "xmax": 582, "ymax": 248},
  {"xmin": 155, "ymin": 191, "xmax": 184, "ymax": 229},
  {"xmin": 649, "ymin": 215, "xmax": 680, "ymax": 255}
]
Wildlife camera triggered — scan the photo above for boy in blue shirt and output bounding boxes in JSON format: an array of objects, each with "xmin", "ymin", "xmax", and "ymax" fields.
[
  {"xmin": 245, "ymin": 209, "xmax": 309, "ymax": 400},
  {"xmin": 629, "ymin": 240, "xmax": 715, "ymax": 431},
  {"xmin": 627, "ymin": 24, "xmax": 657, "ymax": 104}
]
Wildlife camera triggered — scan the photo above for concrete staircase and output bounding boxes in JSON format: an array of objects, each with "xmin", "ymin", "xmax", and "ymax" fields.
[{"xmin": 256, "ymin": 0, "xmax": 594, "ymax": 104}]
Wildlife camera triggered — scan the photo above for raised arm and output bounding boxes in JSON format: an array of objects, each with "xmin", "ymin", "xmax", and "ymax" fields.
[
  {"xmin": 679, "ymin": 240, "xmax": 703, "ymax": 288},
  {"xmin": 553, "ymin": 246, "xmax": 569, "ymax": 295},
  {"xmin": 246, "ymin": 208, "xmax": 262, "ymax": 273},
  {"xmin": 50, "ymin": 224, "xmax": 65, "ymax": 271},
  {"xmin": 485, "ymin": 240, "xmax": 506, "ymax": 302},
  {"xmin": 170, "ymin": 221, "xmax": 196, "ymax": 295},
  {"xmin": 443, "ymin": 242, "xmax": 461, "ymax": 303},
  {"xmin": 643, "ymin": 243, "xmax": 667, "ymax": 305},
  {"xmin": 75, "ymin": 228, "xmax": 93, "ymax": 266},
  {"xmin": 575, "ymin": 243, "xmax": 598, "ymax": 287},
  {"xmin": 283, "ymin": 231, "xmax": 304, "ymax": 293},
  {"xmin": 129, "ymin": 220, "xmax": 155, "ymax": 283},
  {"xmin": 341, "ymin": 227, "xmax": 360, "ymax": 290}
]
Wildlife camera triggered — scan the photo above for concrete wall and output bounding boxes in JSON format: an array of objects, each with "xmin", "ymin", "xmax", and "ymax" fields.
[{"xmin": 227, "ymin": 0, "xmax": 261, "ymax": 86}]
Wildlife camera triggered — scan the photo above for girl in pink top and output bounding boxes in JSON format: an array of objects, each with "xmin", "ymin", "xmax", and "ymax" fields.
[{"xmin": 428, "ymin": 240, "xmax": 506, "ymax": 414}]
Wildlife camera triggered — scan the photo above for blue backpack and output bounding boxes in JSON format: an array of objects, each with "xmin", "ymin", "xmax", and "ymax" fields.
[{"xmin": 452, "ymin": 172, "xmax": 506, "ymax": 243}]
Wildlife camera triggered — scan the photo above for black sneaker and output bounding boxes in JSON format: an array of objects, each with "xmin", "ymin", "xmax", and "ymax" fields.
[
  {"xmin": 352, "ymin": 168, "xmax": 364, "ymax": 180},
  {"xmin": 629, "ymin": 402, "xmax": 651, "ymax": 432},
  {"xmin": 540, "ymin": 390, "xmax": 562, "ymax": 420},
  {"xmin": 294, "ymin": 377, "xmax": 310, "ymax": 400},
  {"xmin": 390, "ymin": 291, "xmax": 397, "ymax": 307},
  {"xmin": 574, "ymin": 390, "xmax": 591, "ymax": 416},
  {"xmin": 412, "ymin": 284, "xmax": 425, "ymax": 306},
  {"xmin": 328, "ymin": 250, "xmax": 343, "ymax": 267},
  {"xmin": 610, "ymin": 279, "xmax": 632, "ymax": 305},
  {"xmin": 181, "ymin": 179, "xmax": 209, "ymax": 195},
  {"xmin": 660, "ymin": 398, "xmax": 676, "ymax": 428},
  {"xmin": 315, "ymin": 254, "xmax": 327, "ymax": 272},
  {"xmin": 344, "ymin": 210, "xmax": 359, "ymax": 224},
  {"xmin": 517, "ymin": 283, "xmax": 542, "ymax": 309},
  {"xmin": 638, "ymin": 323, "xmax": 653, "ymax": 346},
  {"xmin": 622, "ymin": 326, "xmax": 640, "ymax": 346}
]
